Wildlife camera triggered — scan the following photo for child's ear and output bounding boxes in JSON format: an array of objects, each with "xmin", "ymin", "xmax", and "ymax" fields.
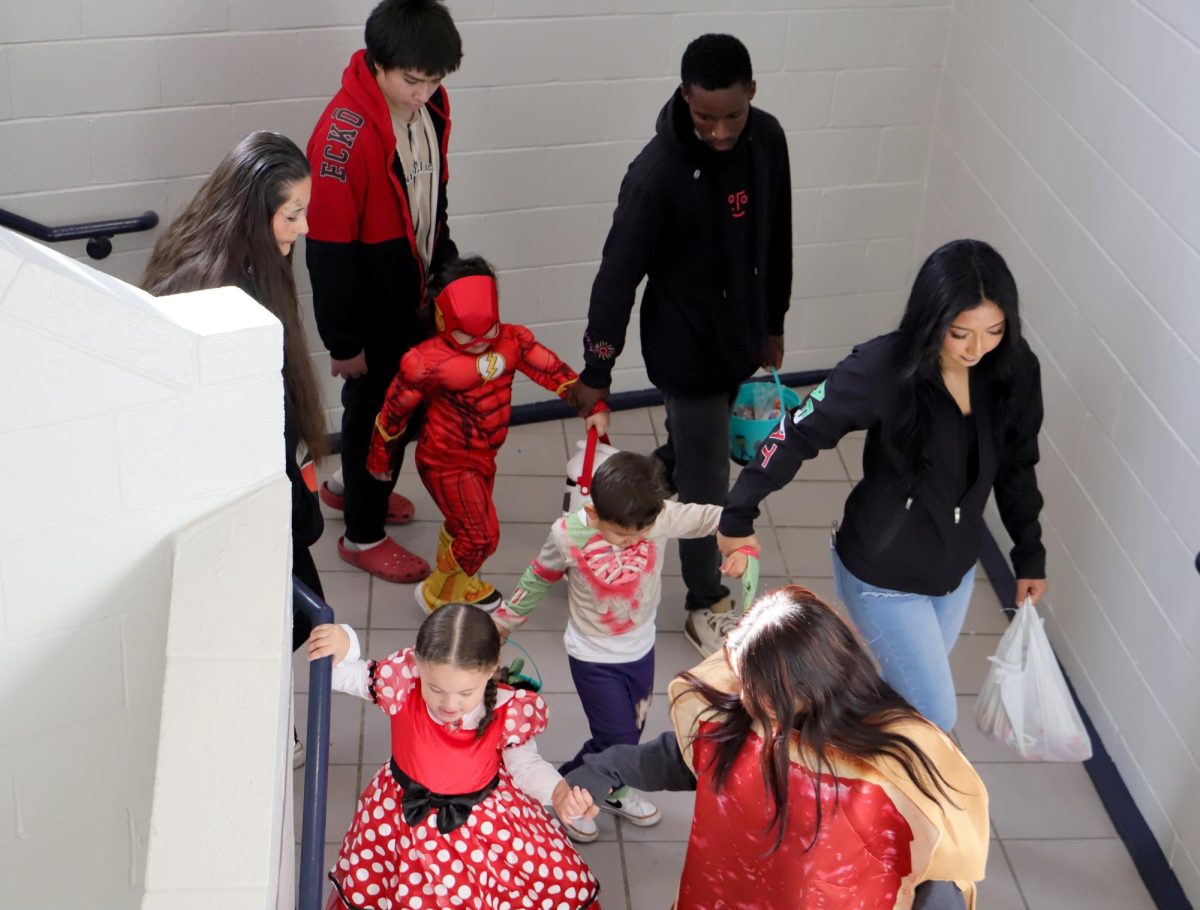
[{"xmin": 583, "ymin": 503, "xmax": 598, "ymax": 525}]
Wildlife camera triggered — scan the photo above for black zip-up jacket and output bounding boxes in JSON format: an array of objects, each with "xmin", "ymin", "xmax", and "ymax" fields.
[
  {"xmin": 721, "ymin": 333, "xmax": 1046, "ymax": 594},
  {"xmin": 579, "ymin": 89, "xmax": 792, "ymax": 396}
]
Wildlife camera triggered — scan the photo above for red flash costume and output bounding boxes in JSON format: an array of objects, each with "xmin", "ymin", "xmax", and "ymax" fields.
[{"xmin": 368, "ymin": 274, "xmax": 608, "ymax": 612}]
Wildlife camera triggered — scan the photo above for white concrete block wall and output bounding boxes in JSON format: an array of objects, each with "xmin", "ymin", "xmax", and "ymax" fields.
[
  {"xmin": 0, "ymin": 0, "xmax": 950, "ymax": 420},
  {"xmin": 0, "ymin": 229, "xmax": 292, "ymax": 909},
  {"xmin": 919, "ymin": 1, "xmax": 1200, "ymax": 902}
]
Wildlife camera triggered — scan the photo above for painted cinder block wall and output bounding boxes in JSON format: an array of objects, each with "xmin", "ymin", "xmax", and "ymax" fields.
[
  {"xmin": 917, "ymin": 0, "xmax": 1200, "ymax": 902},
  {"xmin": 0, "ymin": 0, "xmax": 951, "ymax": 419},
  {"xmin": 0, "ymin": 229, "xmax": 293, "ymax": 908}
]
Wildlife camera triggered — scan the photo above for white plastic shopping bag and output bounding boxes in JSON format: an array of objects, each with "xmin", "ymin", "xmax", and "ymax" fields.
[
  {"xmin": 563, "ymin": 427, "xmax": 619, "ymax": 514},
  {"xmin": 975, "ymin": 598, "xmax": 1093, "ymax": 762}
]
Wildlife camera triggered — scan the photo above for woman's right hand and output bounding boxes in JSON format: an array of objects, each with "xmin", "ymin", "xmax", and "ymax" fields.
[
  {"xmin": 331, "ymin": 351, "xmax": 368, "ymax": 379},
  {"xmin": 306, "ymin": 623, "xmax": 350, "ymax": 666},
  {"xmin": 717, "ymin": 531, "xmax": 761, "ymax": 559}
]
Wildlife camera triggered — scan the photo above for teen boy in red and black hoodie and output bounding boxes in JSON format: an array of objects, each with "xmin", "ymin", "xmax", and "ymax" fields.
[
  {"xmin": 306, "ymin": 0, "xmax": 461, "ymax": 584},
  {"xmin": 569, "ymin": 34, "xmax": 793, "ymax": 659}
]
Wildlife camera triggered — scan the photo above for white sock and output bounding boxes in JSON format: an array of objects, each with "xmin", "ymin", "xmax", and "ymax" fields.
[
  {"xmin": 326, "ymin": 467, "xmax": 345, "ymax": 496},
  {"xmin": 343, "ymin": 537, "xmax": 386, "ymax": 552}
]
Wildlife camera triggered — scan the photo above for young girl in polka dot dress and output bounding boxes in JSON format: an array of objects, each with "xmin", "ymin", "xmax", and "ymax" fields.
[{"xmin": 307, "ymin": 602, "xmax": 602, "ymax": 910}]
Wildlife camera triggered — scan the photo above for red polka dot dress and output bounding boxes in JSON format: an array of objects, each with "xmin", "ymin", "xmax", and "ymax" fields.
[{"xmin": 328, "ymin": 649, "xmax": 601, "ymax": 910}]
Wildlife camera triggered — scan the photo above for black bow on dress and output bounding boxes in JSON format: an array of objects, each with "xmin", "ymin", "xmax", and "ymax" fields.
[{"xmin": 391, "ymin": 759, "xmax": 500, "ymax": 835}]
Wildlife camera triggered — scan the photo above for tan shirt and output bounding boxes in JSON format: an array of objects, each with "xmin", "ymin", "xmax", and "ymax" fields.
[{"xmin": 391, "ymin": 106, "xmax": 439, "ymax": 268}]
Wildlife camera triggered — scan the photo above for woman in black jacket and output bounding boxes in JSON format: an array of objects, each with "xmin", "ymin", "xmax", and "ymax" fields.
[{"xmin": 718, "ymin": 239, "xmax": 1047, "ymax": 732}]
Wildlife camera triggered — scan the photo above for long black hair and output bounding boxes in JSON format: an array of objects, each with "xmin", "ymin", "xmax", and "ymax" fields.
[
  {"xmin": 142, "ymin": 131, "xmax": 327, "ymax": 460},
  {"xmin": 891, "ymin": 238, "xmax": 1022, "ymax": 476},
  {"xmin": 414, "ymin": 602, "xmax": 502, "ymax": 738},
  {"xmin": 677, "ymin": 586, "xmax": 958, "ymax": 854}
]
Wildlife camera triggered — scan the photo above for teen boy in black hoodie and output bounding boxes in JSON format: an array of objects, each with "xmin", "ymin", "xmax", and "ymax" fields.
[{"xmin": 568, "ymin": 35, "xmax": 793, "ymax": 658}]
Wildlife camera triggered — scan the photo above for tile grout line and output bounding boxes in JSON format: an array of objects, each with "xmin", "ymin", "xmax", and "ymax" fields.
[{"xmin": 994, "ymin": 837, "xmax": 1032, "ymax": 910}]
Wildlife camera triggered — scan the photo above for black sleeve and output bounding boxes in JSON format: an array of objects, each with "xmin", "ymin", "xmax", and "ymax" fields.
[
  {"xmin": 564, "ymin": 731, "xmax": 697, "ymax": 803},
  {"xmin": 305, "ymin": 239, "xmax": 363, "ymax": 361},
  {"xmin": 720, "ymin": 343, "xmax": 882, "ymax": 537},
  {"xmin": 766, "ymin": 129, "xmax": 792, "ymax": 336},
  {"xmin": 578, "ymin": 161, "xmax": 665, "ymax": 390},
  {"xmin": 994, "ymin": 348, "xmax": 1046, "ymax": 580}
]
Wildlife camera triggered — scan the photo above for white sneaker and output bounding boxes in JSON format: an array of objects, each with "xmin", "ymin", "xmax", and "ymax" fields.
[
  {"xmin": 561, "ymin": 812, "xmax": 599, "ymax": 843},
  {"xmin": 292, "ymin": 727, "xmax": 306, "ymax": 770},
  {"xmin": 684, "ymin": 606, "xmax": 741, "ymax": 658},
  {"xmin": 601, "ymin": 787, "xmax": 661, "ymax": 827}
]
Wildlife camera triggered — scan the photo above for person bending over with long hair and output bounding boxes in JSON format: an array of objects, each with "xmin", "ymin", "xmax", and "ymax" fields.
[
  {"xmin": 566, "ymin": 585, "xmax": 988, "ymax": 910},
  {"xmin": 719, "ymin": 238, "xmax": 1047, "ymax": 732},
  {"xmin": 143, "ymin": 131, "xmax": 328, "ymax": 654}
]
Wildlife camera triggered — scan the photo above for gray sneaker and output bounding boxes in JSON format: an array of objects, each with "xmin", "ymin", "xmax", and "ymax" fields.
[{"xmin": 684, "ymin": 606, "xmax": 740, "ymax": 658}]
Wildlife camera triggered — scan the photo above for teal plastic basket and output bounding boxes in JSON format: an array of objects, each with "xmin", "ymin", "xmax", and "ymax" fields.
[{"xmin": 729, "ymin": 368, "xmax": 801, "ymax": 465}]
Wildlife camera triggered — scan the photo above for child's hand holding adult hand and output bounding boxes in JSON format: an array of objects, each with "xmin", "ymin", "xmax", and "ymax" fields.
[
  {"xmin": 551, "ymin": 780, "xmax": 598, "ymax": 823},
  {"xmin": 306, "ymin": 623, "xmax": 351, "ymax": 666}
]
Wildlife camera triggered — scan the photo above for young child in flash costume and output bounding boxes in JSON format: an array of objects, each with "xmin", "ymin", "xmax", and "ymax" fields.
[{"xmin": 367, "ymin": 256, "xmax": 610, "ymax": 613}]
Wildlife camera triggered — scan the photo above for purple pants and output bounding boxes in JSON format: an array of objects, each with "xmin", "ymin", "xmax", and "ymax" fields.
[{"xmin": 559, "ymin": 649, "xmax": 655, "ymax": 776}]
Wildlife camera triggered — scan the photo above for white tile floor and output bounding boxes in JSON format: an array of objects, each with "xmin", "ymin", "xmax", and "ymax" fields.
[{"xmin": 294, "ymin": 405, "xmax": 1157, "ymax": 910}]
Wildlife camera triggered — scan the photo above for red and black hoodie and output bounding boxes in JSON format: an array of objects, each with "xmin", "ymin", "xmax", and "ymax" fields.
[{"xmin": 305, "ymin": 50, "xmax": 457, "ymax": 364}]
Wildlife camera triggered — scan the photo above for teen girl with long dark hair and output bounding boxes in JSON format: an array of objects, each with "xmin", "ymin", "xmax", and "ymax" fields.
[
  {"xmin": 143, "ymin": 131, "xmax": 329, "ymax": 651},
  {"xmin": 719, "ymin": 239, "xmax": 1047, "ymax": 732}
]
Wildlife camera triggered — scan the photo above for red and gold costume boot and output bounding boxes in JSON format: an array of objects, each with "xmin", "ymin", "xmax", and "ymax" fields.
[{"xmin": 416, "ymin": 526, "xmax": 503, "ymax": 614}]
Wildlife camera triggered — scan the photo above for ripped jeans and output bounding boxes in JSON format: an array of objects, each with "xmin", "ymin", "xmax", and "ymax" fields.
[{"xmin": 832, "ymin": 547, "xmax": 974, "ymax": 732}]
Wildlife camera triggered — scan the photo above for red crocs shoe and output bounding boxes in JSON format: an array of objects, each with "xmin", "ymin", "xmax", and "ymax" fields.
[
  {"xmin": 337, "ymin": 537, "xmax": 431, "ymax": 584},
  {"xmin": 319, "ymin": 482, "xmax": 415, "ymax": 524}
]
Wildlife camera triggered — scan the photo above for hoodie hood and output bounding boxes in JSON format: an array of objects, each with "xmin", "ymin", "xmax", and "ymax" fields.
[
  {"xmin": 340, "ymin": 50, "xmax": 451, "ymax": 167},
  {"xmin": 655, "ymin": 87, "xmax": 754, "ymax": 160}
]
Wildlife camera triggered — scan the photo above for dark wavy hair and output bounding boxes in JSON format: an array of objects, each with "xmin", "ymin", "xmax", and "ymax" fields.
[
  {"xmin": 415, "ymin": 602, "xmax": 502, "ymax": 738},
  {"xmin": 142, "ymin": 131, "xmax": 327, "ymax": 459},
  {"xmin": 891, "ymin": 238, "xmax": 1022, "ymax": 477},
  {"xmin": 676, "ymin": 586, "xmax": 958, "ymax": 854}
]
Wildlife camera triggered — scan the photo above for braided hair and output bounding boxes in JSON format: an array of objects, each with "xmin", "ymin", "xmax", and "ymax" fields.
[{"xmin": 414, "ymin": 602, "xmax": 503, "ymax": 739}]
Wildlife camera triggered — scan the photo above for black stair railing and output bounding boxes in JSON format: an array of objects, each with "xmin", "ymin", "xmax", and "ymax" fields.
[
  {"xmin": 0, "ymin": 206, "xmax": 159, "ymax": 259},
  {"xmin": 292, "ymin": 578, "xmax": 334, "ymax": 910}
]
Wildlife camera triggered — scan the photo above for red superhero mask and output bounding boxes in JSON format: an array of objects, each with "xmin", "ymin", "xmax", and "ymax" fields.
[{"xmin": 434, "ymin": 275, "xmax": 500, "ymax": 351}]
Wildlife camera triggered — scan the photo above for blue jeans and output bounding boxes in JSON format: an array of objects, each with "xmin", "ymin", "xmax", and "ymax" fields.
[{"xmin": 832, "ymin": 547, "xmax": 974, "ymax": 732}]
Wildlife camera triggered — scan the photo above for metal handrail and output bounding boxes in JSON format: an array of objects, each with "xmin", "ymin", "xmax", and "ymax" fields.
[
  {"xmin": 292, "ymin": 578, "xmax": 334, "ymax": 910},
  {"xmin": 0, "ymin": 206, "xmax": 159, "ymax": 260}
]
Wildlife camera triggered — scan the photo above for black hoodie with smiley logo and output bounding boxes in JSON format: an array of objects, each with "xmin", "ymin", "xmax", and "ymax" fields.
[{"xmin": 579, "ymin": 88, "xmax": 793, "ymax": 396}]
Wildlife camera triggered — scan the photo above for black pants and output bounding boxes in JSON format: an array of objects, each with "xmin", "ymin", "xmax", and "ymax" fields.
[
  {"xmin": 339, "ymin": 360, "xmax": 411, "ymax": 544},
  {"xmin": 656, "ymin": 387, "xmax": 738, "ymax": 610}
]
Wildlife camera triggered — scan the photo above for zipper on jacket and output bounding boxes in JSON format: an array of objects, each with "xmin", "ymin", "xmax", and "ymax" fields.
[{"xmin": 954, "ymin": 507, "xmax": 961, "ymax": 525}]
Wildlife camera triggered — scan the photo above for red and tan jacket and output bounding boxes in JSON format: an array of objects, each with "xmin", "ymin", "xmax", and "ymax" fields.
[
  {"xmin": 669, "ymin": 653, "xmax": 989, "ymax": 910},
  {"xmin": 305, "ymin": 49, "xmax": 457, "ymax": 363}
]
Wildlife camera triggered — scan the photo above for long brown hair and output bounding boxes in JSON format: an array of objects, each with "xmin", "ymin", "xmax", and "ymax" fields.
[
  {"xmin": 677, "ymin": 585, "xmax": 959, "ymax": 853},
  {"xmin": 142, "ymin": 131, "xmax": 327, "ymax": 459},
  {"xmin": 414, "ymin": 603, "xmax": 502, "ymax": 738}
]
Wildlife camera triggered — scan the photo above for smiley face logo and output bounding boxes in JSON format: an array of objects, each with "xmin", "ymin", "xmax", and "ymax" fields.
[{"xmin": 477, "ymin": 350, "xmax": 506, "ymax": 382}]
